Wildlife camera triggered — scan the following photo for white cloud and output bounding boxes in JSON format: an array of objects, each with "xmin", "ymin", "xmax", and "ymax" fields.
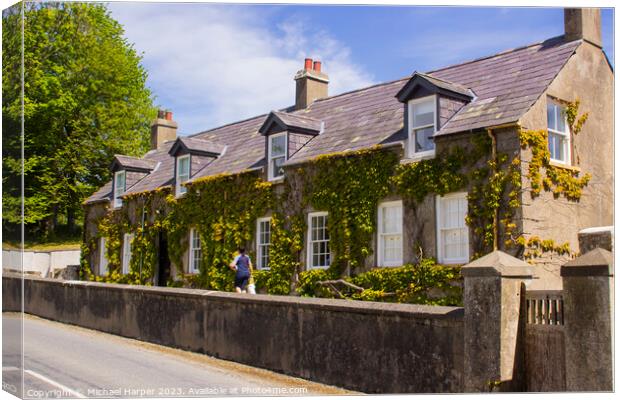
[{"xmin": 107, "ymin": 3, "xmax": 375, "ymax": 135}]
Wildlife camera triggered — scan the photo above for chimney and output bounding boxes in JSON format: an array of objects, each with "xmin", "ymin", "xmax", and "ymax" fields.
[
  {"xmin": 150, "ymin": 109, "xmax": 178, "ymax": 150},
  {"xmin": 564, "ymin": 8, "xmax": 602, "ymax": 48},
  {"xmin": 294, "ymin": 58, "xmax": 329, "ymax": 110}
]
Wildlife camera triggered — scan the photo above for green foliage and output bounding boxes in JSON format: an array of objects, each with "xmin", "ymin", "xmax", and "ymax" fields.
[
  {"xmin": 516, "ymin": 235, "xmax": 573, "ymax": 261},
  {"xmin": 259, "ymin": 214, "xmax": 303, "ymax": 294},
  {"xmin": 297, "ymin": 258, "xmax": 462, "ymax": 306},
  {"xmin": 165, "ymin": 172, "xmax": 273, "ymax": 291},
  {"xmin": 519, "ymin": 100, "xmax": 591, "ymax": 201},
  {"xmin": 81, "ymin": 99, "xmax": 593, "ymax": 302},
  {"xmin": 296, "ymin": 268, "xmax": 337, "ymax": 298},
  {"xmin": 302, "ymin": 147, "xmax": 400, "ymax": 274},
  {"xmin": 392, "ymin": 147, "xmax": 468, "ymax": 203},
  {"xmin": 2, "ymin": 2, "xmax": 156, "ymax": 238}
]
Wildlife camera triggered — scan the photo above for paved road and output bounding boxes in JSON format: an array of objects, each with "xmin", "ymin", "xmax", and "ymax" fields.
[{"xmin": 2, "ymin": 313, "xmax": 349, "ymax": 398}]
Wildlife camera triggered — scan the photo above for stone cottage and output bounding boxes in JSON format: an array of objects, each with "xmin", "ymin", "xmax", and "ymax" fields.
[{"xmin": 83, "ymin": 8, "xmax": 612, "ymax": 291}]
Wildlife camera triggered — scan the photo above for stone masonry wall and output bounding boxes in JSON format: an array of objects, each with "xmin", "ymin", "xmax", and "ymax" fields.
[{"xmin": 3, "ymin": 274, "xmax": 464, "ymax": 394}]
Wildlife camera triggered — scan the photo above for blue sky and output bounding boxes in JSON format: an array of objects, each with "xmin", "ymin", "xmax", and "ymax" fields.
[{"xmin": 107, "ymin": 4, "xmax": 614, "ymax": 135}]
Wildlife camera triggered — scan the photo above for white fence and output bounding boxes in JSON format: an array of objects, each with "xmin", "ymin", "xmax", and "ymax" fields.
[{"xmin": 2, "ymin": 249, "xmax": 80, "ymax": 278}]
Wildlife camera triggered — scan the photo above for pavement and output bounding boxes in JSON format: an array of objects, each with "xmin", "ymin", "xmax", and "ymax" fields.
[{"xmin": 2, "ymin": 313, "xmax": 353, "ymax": 398}]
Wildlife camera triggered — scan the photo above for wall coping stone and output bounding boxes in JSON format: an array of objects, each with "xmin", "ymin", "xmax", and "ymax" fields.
[
  {"xmin": 3, "ymin": 274, "xmax": 464, "ymax": 322},
  {"xmin": 461, "ymin": 250, "xmax": 533, "ymax": 278},
  {"xmin": 561, "ymin": 247, "xmax": 614, "ymax": 277},
  {"xmin": 578, "ymin": 226, "xmax": 613, "ymax": 234}
]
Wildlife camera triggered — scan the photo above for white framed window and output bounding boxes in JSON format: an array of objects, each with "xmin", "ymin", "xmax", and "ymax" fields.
[
  {"xmin": 378, "ymin": 201, "xmax": 403, "ymax": 267},
  {"xmin": 268, "ymin": 132, "xmax": 287, "ymax": 181},
  {"xmin": 547, "ymin": 99, "xmax": 570, "ymax": 164},
  {"xmin": 99, "ymin": 237, "xmax": 108, "ymax": 276},
  {"xmin": 176, "ymin": 154, "xmax": 190, "ymax": 196},
  {"xmin": 407, "ymin": 95, "xmax": 436, "ymax": 159},
  {"xmin": 307, "ymin": 212, "xmax": 330, "ymax": 269},
  {"xmin": 189, "ymin": 228, "xmax": 201, "ymax": 273},
  {"xmin": 256, "ymin": 217, "xmax": 271, "ymax": 270},
  {"xmin": 113, "ymin": 170, "xmax": 126, "ymax": 208},
  {"xmin": 436, "ymin": 193, "xmax": 469, "ymax": 265},
  {"xmin": 122, "ymin": 233, "xmax": 134, "ymax": 274}
]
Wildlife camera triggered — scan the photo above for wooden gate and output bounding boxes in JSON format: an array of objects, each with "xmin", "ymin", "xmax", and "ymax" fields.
[{"xmin": 524, "ymin": 290, "xmax": 566, "ymax": 391}]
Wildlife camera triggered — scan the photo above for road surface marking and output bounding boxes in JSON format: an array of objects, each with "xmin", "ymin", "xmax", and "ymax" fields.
[{"xmin": 24, "ymin": 369, "xmax": 86, "ymax": 398}]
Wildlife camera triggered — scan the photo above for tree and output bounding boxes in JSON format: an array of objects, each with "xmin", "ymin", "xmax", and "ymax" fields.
[{"xmin": 2, "ymin": 2, "xmax": 156, "ymax": 239}]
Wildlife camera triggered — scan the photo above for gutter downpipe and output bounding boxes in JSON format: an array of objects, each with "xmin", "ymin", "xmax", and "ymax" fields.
[
  {"xmin": 486, "ymin": 128, "xmax": 499, "ymax": 251},
  {"xmin": 483, "ymin": 121, "xmax": 521, "ymax": 252},
  {"xmin": 139, "ymin": 205, "xmax": 146, "ymax": 283}
]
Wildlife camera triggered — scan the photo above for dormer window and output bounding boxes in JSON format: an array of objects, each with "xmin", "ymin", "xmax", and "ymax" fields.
[
  {"xmin": 113, "ymin": 170, "xmax": 126, "ymax": 208},
  {"xmin": 268, "ymin": 132, "xmax": 287, "ymax": 181},
  {"xmin": 547, "ymin": 98, "xmax": 570, "ymax": 164},
  {"xmin": 176, "ymin": 154, "xmax": 190, "ymax": 196},
  {"xmin": 168, "ymin": 136, "xmax": 226, "ymax": 196},
  {"xmin": 408, "ymin": 95, "xmax": 436, "ymax": 158},
  {"xmin": 259, "ymin": 111, "xmax": 323, "ymax": 181},
  {"xmin": 396, "ymin": 72, "xmax": 473, "ymax": 160}
]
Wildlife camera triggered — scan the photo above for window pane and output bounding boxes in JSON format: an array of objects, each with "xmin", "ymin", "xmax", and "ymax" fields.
[
  {"xmin": 439, "ymin": 195, "xmax": 469, "ymax": 263},
  {"xmin": 412, "ymin": 99, "xmax": 434, "ymax": 127},
  {"xmin": 547, "ymin": 103, "xmax": 556, "ymax": 131},
  {"xmin": 556, "ymin": 106, "xmax": 566, "ymax": 133},
  {"xmin": 272, "ymin": 157, "xmax": 285, "ymax": 178},
  {"xmin": 309, "ymin": 214, "xmax": 329, "ymax": 268},
  {"xmin": 415, "ymin": 127, "xmax": 435, "ymax": 153},
  {"xmin": 548, "ymin": 132, "xmax": 565, "ymax": 162},
  {"xmin": 270, "ymin": 135, "xmax": 286, "ymax": 157},
  {"xmin": 179, "ymin": 157, "xmax": 189, "ymax": 175}
]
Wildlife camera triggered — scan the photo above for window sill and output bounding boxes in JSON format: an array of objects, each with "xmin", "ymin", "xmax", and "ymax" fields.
[
  {"xmin": 307, "ymin": 266, "xmax": 329, "ymax": 270},
  {"xmin": 400, "ymin": 151, "xmax": 436, "ymax": 164},
  {"xmin": 548, "ymin": 160, "xmax": 580, "ymax": 172},
  {"xmin": 268, "ymin": 177, "xmax": 285, "ymax": 184},
  {"xmin": 379, "ymin": 262, "xmax": 403, "ymax": 268}
]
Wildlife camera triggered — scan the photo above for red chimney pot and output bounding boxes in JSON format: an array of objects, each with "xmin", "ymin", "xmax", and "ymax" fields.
[
  {"xmin": 313, "ymin": 61, "xmax": 322, "ymax": 73},
  {"xmin": 304, "ymin": 58, "xmax": 313, "ymax": 70},
  {"xmin": 165, "ymin": 111, "xmax": 173, "ymax": 121}
]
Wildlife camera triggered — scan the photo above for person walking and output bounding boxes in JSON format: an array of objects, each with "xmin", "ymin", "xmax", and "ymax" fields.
[{"xmin": 229, "ymin": 247, "xmax": 253, "ymax": 293}]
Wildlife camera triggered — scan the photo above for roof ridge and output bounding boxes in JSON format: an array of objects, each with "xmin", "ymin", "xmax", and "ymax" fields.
[
  {"xmin": 182, "ymin": 37, "xmax": 579, "ymax": 140},
  {"xmin": 186, "ymin": 113, "xmax": 269, "ymax": 138},
  {"xmin": 312, "ymin": 76, "xmax": 410, "ymax": 105},
  {"xmin": 427, "ymin": 35, "xmax": 574, "ymax": 74}
]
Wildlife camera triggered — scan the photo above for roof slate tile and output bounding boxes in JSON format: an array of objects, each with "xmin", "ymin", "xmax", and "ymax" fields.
[{"xmin": 86, "ymin": 36, "xmax": 581, "ymax": 203}]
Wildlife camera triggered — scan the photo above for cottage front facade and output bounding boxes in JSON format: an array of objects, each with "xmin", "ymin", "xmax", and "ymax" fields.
[{"xmin": 83, "ymin": 8, "xmax": 612, "ymax": 291}]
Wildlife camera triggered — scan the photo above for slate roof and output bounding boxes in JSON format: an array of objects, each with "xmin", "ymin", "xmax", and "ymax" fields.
[
  {"xmin": 259, "ymin": 111, "xmax": 323, "ymax": 135},
  {"xmin": 396, "ymin": 72, "xmax": 474, "ymax": 102},
  {"xmin": 85, "ymin": 36, "xmax": 582, "ymax": 204},
  {"xmin": 432, "ymin": 36, "xmax": 580, "ymax": 136},
  {"xmin": 169, "ymin": 136, "xmax": 227, "ymax": 157},
  {"xmin": 111, "ymin": 155, "xmax": 157, "ymax": 172}
]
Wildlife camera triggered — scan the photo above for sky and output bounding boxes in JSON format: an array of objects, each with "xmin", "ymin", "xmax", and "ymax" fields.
[{"xmin": 106, "ymin": 4, "xmax": 614, "ymax": 136}]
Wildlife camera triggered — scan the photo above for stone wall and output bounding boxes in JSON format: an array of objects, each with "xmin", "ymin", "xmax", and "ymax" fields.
[
  {"xmin": 2, "ymin": 249, "xmax": 81, "ymax": 278},
  {"xmin": 2, "ymin": 274, "xmax": 464, "ymax": 393}
]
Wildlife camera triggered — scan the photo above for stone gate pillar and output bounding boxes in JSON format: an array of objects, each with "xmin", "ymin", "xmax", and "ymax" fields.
[
  {"xmin": 561, "ymin": 248, "xmax": 613, "ymax": 391},
  {"xmin": 462, "ymin": 251, "xmax": 533, "ymax": 392}
]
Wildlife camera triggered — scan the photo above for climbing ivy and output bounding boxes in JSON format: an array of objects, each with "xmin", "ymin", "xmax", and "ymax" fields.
[
  {"xmin": 165, "ymin": 171, "xmax": 273, "ymax": 290},
  {"xmin": 296, "ymin": 258, "xmax": 462, "ymax": 306},
  {"xmin": 301, "ymin": 147, "xmax": 399, "ymax": 275},
  {"xmin": 519, "ymin": 100, "xmax": 591, "ymax": 201},
  {"xmin": 81, "ymin": 99, "xmax": 593, "ymax": 302}
]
